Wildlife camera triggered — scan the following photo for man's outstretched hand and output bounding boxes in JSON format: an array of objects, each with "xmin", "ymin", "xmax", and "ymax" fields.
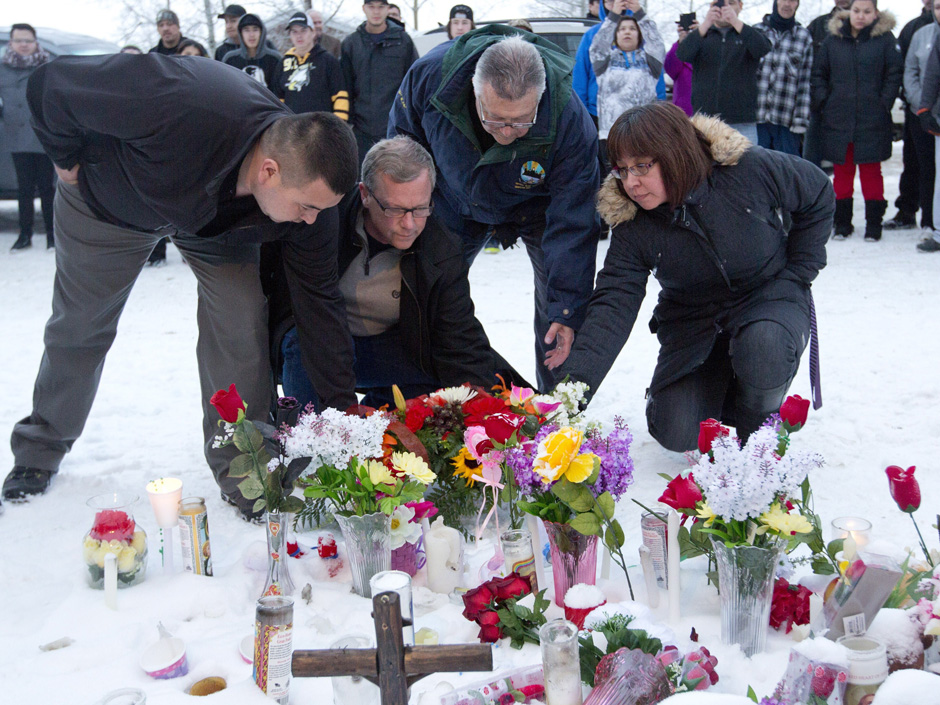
[{"xmin": 544, "ymin": 322, "xmax": 575, "ymax": 371}]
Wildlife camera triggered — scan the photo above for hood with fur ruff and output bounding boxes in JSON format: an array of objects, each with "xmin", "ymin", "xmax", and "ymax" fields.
[
  {"xmin": 827, "ymin": 9, "xmax": 896, "ymax": 38},
  {"xmin": 596, "ymin": 114, "xmax": 752, "ymax": 227}
]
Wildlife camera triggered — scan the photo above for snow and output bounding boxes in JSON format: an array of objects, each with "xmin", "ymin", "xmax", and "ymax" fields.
[
  {"xmin": 2, "ymin": 147, "xmax": 940, "ymax": 705},
  {"xmin": 564, "ymin": 583, "xmax": 605, "ymax": 609},
  {"xmin": 872, "ymin": 669, "xmax": 940, "ymax": 705},
  {"xmin": 793, "ymin": 637, "xmax": 850, "ymax": 667}
]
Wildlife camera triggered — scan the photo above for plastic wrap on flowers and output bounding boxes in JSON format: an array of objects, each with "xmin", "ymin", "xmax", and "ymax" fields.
[
  {"xmin": 544, "ymin": 520, "xmax": 599, "ymax": 607},
  {"xmin": 711, "ymin": 537, "xmax": 784, "ymax": 657},
  {"xmin": 773, "ymin": 647, "xmax": 849, "ymax": 705},
  {"xmin": 583, "ymin": 648, "xmax": 674, "ymax": 705},
  {"xmin": 438, "ymin": 664, "xmax": 545, "ymax": 705}
]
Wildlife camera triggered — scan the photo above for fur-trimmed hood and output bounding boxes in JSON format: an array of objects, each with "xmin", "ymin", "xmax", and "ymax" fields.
[
  {"xmin": 596, "ymin": 115, "xmax": 752, "ymax": 226},
  {"xmin": 827, "ymin": 9, "xmax": 896, "ymax": 38}
]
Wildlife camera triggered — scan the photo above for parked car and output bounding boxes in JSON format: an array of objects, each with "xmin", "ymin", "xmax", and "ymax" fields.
[
  {"xmin": 412, "ymin": 17, "xmax": 598, "ymax": 58},
  {"xmin": 0, "ymin": 27, "xmax": 119, "ymax": 199}
]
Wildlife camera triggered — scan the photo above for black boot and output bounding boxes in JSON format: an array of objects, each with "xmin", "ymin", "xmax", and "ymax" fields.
[
  {"xmin": 46, "ymin": 233, "xmax": 55, "ymax": 249},
  {"xmin": 2, "ymin": 466, "xmax": 56, "ymax": 500},
  {"xmin": 10, "ymin": 232, "xmax": 32, "ymax": 251},
  {"xmin": 883, "ymin": 210, "xmax": 917, "ymax": 230},
  {"xmin": 864, "ymin": 199, "xmax": 888, "ymax": 242},
  {"xmin": 833, "ymin": 198, "xmax": 854, "ymax": 240}
]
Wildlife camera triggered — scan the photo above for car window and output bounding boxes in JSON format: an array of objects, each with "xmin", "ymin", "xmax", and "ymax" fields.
[{"xmin": 538, "ymin": 33, "xmax": 584, "ymax": 57}]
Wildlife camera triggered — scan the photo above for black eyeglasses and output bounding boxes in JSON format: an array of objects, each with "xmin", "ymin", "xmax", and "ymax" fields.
[
  {"xmin": 477, "ymin": 97, "xmax": 539, "ymax": 130},
  {"xmin": 368, "ymin": 188, "xmax": 433, "ymax": 219},
  {"xmin": 611, "ymin": 160, "xmax": 657, "ymax": 179}
]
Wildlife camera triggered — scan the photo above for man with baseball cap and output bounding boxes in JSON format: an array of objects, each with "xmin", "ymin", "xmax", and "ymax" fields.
[
  {"xmin": 215, "ymin": 4, "xmax": 247, "ymax": 61},
  {"xmin": 276, "ymin": 12, "xmax": 348, "ymax": 119},
  {"xmin": 447, "ymin": 5, "xmax": 475, "ymax": 39},
  {"xmin": 149, "ymin": 9, "xmax": 186, "ymax": 55}
]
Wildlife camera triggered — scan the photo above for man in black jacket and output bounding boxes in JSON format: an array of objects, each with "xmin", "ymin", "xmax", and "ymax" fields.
[
  {"xmin": 676, "ymin": 0, "xmax": 771, "ymax": 144},
  {"xmin": 341, "ymin": 0, "xmax": 418, "ymax": 166},
  {"xmin": 3, "ymin": 54, "xmax": 359, "ymax": 517},
  {"xmin": 265, "ymin": 136, "xmax": 515, "ymax": 409},
  {"xmin": 214, "ymin": 4, "xmax": 246, "ymax": 62},
  {"xmin": 149, "ymin": 9, "xmax": 186, "ymax": 55}
]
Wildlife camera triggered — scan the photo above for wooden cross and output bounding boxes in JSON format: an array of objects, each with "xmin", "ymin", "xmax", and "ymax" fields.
[{"xmin": 292, "ymin": 591, "xmax": 494, "ymax": 705}]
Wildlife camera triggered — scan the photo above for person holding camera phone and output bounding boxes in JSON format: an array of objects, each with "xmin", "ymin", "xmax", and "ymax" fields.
[
  {"xmin": 664, "ymin": 15, "xmax": 696, "ymax": 116},
  {"xmin": 676, "ymin": 0, "xmax": 771, "ymax": 144}
]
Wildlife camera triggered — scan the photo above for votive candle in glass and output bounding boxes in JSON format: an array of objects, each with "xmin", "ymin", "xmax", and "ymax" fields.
[
  {"xmin": 539, "ymin": 618, "xmax": 582, "ymax": 705},
  {"xmin": 500, "ymin": 528, "xmax": 538, "ymax": 591}
]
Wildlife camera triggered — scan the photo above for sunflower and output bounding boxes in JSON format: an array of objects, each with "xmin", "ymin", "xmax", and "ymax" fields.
[{"xmin": 452, "ymin": 446, "xmax": 481, "ymax": 486}]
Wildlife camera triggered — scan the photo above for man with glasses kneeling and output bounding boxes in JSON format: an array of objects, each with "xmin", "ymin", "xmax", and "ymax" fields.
[{"xmin": 262, "ymin": 136, "xmax": 524, "ymax": 409}]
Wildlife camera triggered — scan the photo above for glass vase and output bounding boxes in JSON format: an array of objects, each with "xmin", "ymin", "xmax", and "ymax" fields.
[
  {"xmin": 336, "ymin": 511, "xmax": 391, "ymax": 597},
  {"xmin": 583, "ymin": 647, "xmax": 674, "ymax": 705},
  {"xmin": 83, "ymin": 493, "xmax": 148, "ymax": 589},
  {"xmin": 540, "ymin": 619, "xmax": 583, "ymax": 705},
  {"xmin": 710, "ymin": 536, "xmax": 783, "ymax": 657},
  {"xmin": 544, "ymin": 520, "xmax": 599, "ymax": 607},
  {"xmin": 261, "ymin": 511, "xmax": 295, "ymax": 598}
]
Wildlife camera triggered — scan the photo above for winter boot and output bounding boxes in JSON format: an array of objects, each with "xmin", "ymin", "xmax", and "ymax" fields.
[
  {"xmin": 833, "ymin": 198, "xmax": 854, "ymax": 240},
  {"xmin": 10, "ymin": 232, "xmax": 32, "ymax": 251},
  {"xmin": 864, "ymin": 199, "xmax": 888, "ymax": 242},
  {"xmin": 883, "ymin": 210, "xmax": 918, "ymax": 230},
  {"xmin": 46, "ymin": 232, "xmax": 55, "ymax": 249}
]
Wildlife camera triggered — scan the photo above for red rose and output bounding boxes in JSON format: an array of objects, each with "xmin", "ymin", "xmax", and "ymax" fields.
[
  {"xmin": 483, "ymin": 412, "xmax": 527, "ymax": 445},
  {"xmin": 886, "ymin": 465, "xmax": 921, "ymax": 513},
  {"xmin": 659, "ymin": 473, "xmax": 703, "ymax": 512},
  {"xmin": 697, "ymin": 419, "xmax": 729, "ymax": 455},
  {"xmin": 811, "ymin": 665, "xmax": 836, "ymax": 699},
  {"xmin": 779, "ymin": 395, "xmax": 810, "ymax": 431},
  {"xmin": 463, "ymin": 395, "xmax": 508, "ymax": 427},
  {"xmin": 90, "ymin": 509, "xmax": 136, "ymax": 542},
  {"xmin": 210, "ymin": 383, "xmax": 246, "ymax": 423},
  {"xmin": 478, "ymin": 622, "xmax": 504, "ymax": 643},
  {"xmin": 461, "ymin": 583, "xmax": 495, "ymax": 621},
  {"xmin": 404, "ymin": 402, "xmax": 433, "ymax": 433},
  {"xmin": 492, "ymin": 573, "xmax": 532, "ymax": 601},
  {"xmin": 769, "ymin": 578, "xmax": 812, "ymax": 633}
]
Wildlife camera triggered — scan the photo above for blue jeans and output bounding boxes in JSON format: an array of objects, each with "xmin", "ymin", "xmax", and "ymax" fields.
[
  {"xmin": 280, "ymin": 325, "xmax": 439, "ymax": 410},
  {"xmin": 757, "ymin": 123, "xmax": 802, "ymax": 156}
]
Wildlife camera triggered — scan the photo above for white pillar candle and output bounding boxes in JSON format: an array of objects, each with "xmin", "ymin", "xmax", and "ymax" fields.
[
  {"xmin": 639, "ymin": 546, "xmax": 660, "ymax": 609},
  {"xmin": 104, "ymin": 552, "xmax": 118, "ymax": 610},
  {"xmin": 525, "ymin": 514, "xmax": 547, "ymax": 593},
  {"xmin": 667, "ymin": 510, "xmax": 680, "ymax": 623},
  {"xmin": 423, "ymin": 518, "xmax": 463, "ymax": 594},
  {"xmin": 146, "ymin": 478, "xmax": 183, "ymax": 575}
]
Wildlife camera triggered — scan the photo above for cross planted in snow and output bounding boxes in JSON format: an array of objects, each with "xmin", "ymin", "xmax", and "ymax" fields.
[{"xmin": 292, "ymin": 591, "xmax": 493, "ymax": 705}]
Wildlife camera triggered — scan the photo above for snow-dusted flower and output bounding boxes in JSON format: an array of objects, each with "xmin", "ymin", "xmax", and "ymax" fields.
[
  {"xmin": 391, "ymin": 452, "xmax": 436, "ymax": 485},
  {"xmin": 430, "ymin": 386, "xmax": 477, "ymax": 405},
  {"xmin": 390, "ymin": 504, "xmax": 422, "ymax": 549},
  {"xmin": 281, "ymin": 407, "xmax": 389, "ymax": 475}
]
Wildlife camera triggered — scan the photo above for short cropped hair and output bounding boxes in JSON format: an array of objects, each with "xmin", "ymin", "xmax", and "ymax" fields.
[
  {"xmin": 362, "ymin": 136, "xmax": 436, "ymax": 194},
  {"xmin": 606, "ymin": 102, "xmax": 713, "ymax": 209},
  {"xmin": 261, "ymin": 112, "xmax": 359, "ymax": 195},
  {"xmin": 11, "ymin": 23, "xmax": 37, "ymax": 38},
  {"xmin": 471, "ymin": 35, "xmax": 546, "ymax": 103}
]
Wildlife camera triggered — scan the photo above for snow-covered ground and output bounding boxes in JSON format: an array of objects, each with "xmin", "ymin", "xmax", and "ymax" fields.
[{"xmin": 1, "ymin": 149, "xmax": 939, "ymax": 704}]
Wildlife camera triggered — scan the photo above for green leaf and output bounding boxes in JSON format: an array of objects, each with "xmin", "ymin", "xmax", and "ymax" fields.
[
  {"xmin": 228, "ymin": 453, "xmax": 255, "ymax": 478},
  {"xmin": 747, "ymin": 686, "xmax": 758, "ymax": 703},
  {"xmin": 238, "ymin": 475, "xmax": 264, "ymax": 500},
  {"xmin": 604, "ymin": 519, "xmax": 625, "ymax": 550},
  {"xmin": 253, "ymin": 497, "xmax": 265, "ymax": 513},
  {"xmin": 585, "ymin": 456, "xmax": 600, "ymax": 485},
  {"xmin": 568, "ymin": 512, "xmax": 602, "ymax": 536},
  {"xmin": 280, "ymin": 495, "xmax": 305, "ymax": 514},
  {"xmin": 552, "ymin": 478, "xmax": 595, "ymax": 513},
  {"xmin": 594, "ymin": 491, "xmax": 616, "ymax": 519}
]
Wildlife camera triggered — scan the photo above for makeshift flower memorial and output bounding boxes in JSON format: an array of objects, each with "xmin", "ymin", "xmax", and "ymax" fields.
[
  {"xmin": 510, "ymin": 418, "xmax": 635, "ymax": 601},
  {"xmin": 461, "ymin": 573, "xmax": 550, "ymax": 648}
]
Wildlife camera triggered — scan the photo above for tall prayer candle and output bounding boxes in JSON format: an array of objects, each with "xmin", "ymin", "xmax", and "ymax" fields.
[
  {"xmin": 423, "ymin": 518, "xmax": 463, "ymax": 594},
  {"xmin": 667, "ymin": 510, "xmax": 680, "ymax": 623}
]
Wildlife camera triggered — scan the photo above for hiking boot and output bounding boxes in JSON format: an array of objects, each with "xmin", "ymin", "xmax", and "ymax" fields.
[
  {"xmin": 833, "ymin": 198, "xmax": 853, "ymax": 240},
  {"xmin": 916, "ymin": 235, "xmax": 940, "ymax": 252},
  {"xmin": 2, "ymin": 466, "xmax": 55, "ymax": 500},
  {"xmin": 864, "ymin": 199, "xmax": 888, "ymax": 242},
  {"xmin": 883, "ymin": 212, "xmax": 918, "ymax": 230},
  {"xmin": 10, "ymin": 233, "xmax": 32, "ymax": 252}
]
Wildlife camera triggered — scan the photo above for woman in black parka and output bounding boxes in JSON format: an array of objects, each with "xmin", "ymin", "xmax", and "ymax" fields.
[
  {"xmin": 548, "ymin": 102, "xmax": 833, "ymax": 452},
  {"xmin": 811, "ymin": 0, "xmax": 901, "ymax": 241}
]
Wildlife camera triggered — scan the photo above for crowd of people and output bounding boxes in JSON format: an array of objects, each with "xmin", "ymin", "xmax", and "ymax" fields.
[{"xmin": 0, "ymin": 0, "xmax": 934, "ymax": 517}]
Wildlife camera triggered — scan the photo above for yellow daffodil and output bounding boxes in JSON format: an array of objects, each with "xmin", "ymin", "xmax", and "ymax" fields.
[
  {"xmin": 696, "ymin": 501, "xmax": 717, "ymax": 527},
  {"xmin": 759, "ymin": 503, "xmax": 813, "ymax": 535},
  {"xmin": 451, "ymin": 447, "xmax": 480, "ymax": 486},
  {"xmin": 532, "ymin": 427, "xmax": 598, "ymax": 484},
  {"xmin": 391, "ymin": 452, "xmax": 437, "ymax": 485},
  {"xmin": 367, "ymin": 460, "xmax": 395, "ymax": 487}
]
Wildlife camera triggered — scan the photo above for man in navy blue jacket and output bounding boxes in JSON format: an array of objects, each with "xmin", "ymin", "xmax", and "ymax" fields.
[{"xmin": 389, "ymin": 28, "xmax": 600, "ymax": 391}]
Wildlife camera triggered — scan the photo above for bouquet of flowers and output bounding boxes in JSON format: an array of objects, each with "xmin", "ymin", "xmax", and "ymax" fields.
[
  {"xmin": 210, "ymin": 385, "xmax": 306, "ymax": 516},
  {"xmin": 280, "ymin": 406, "xmax": 437, "ymax": 518},
  {"xmin": 656, "ymin": 397, "xmax": 825, "ymax": 571},
  {"xmin": 461, "ymin": 572, "xmax": 550, "ymax": 647}
]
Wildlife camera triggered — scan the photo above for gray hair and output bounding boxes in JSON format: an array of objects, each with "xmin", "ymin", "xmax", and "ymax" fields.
[
  {"xmin": 361, "ymin": 136, "xmax": 437, "ymax": 194},
  {"xmin": 471, "ymin": 35, "xmax": 546, "ymax": 102}
]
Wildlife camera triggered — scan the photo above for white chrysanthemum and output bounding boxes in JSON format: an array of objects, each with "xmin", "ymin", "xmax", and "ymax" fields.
[
  {"xmin": 281, "ymin": 408, "xmax": 390, "ymax": 475},
  {"xmin": 430, "ymin": 386, "xmax": 477, "ymax": 405}
]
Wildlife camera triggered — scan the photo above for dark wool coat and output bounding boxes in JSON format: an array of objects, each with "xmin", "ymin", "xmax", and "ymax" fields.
[
  {"xmin": 810, "ymin": 10, "xmax": 902, "ymax": 165},
  {"xmin": 558, "ymin": 116, "xmax": 833, "ymax": 402}
]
